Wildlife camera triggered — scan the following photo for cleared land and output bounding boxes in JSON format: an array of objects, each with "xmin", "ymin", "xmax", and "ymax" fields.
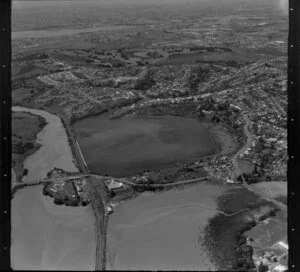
[
  {"xmin": 250, "ymin": 181, "xmax": 287, "ymax": 205},
  {"xmin": 204, "ymin": 185, "xmax": 278, "ymax": 271}
]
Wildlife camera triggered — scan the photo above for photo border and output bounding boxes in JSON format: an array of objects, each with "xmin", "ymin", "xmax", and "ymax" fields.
[
  {"xmin": 0, "ymin": 0, "xmax": 12, "ymax": 270},
  {"xmin": 287, "ymin": 0, "xmax": 299, "ymax": 271},
  {"xmin": 0, "ymin": 0, "xmax": 297, "ymax": 271}
]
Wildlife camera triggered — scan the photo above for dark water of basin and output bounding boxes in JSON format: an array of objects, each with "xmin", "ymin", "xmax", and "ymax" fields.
[{"xmin": 73, "ymin": 115, "xmax": 220, "ymax": 177}]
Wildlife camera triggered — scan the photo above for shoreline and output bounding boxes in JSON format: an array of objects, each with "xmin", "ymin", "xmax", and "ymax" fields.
[
  {"xmin": 208, "ymin": 123, "xmax": 239, "ymax": 156},
  {"xmin": 71, "ymin": 112, "xmax": 238, "ymax": 179},
  {"xmin": 11, "ymin": 104, "xmax": 262, "ymax": 272},
  {"xmin": 11, "ymin": 180, "xmax": 45, "ymax": 197},
  {"xmin": 203, "ymin": 187, "xmax": 279, "ymax": 271},
  {"xmin": 44, "ymin": 107, "xmax": 107, "ymax": 271},
  {"xmin": 13, "ymin": 103, "xmax": 88, "ymax": 174},
  {"xmin": 41, "ymin": 105, "xmax": 89, "ymax": 174},
  {"xmin": 11, "ymin": 104, "xmax": 106, "ymax": 271},
  {"xmin": 12, "ymin": 110, "xmax": 48, "ymax": 184},
  {"xmin": 29, "ymin": 106, "xmax": 108, "ymax": 270},
  {"xmin": 105, "ymin": 179, "xmax": 227, "ymax": 271}
]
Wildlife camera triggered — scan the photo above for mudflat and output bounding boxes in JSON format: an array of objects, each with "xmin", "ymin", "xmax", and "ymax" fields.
[
  {"xmin": 11, "ymin": 185, "xmax": 96, "ymax": 270},
  {"xmin": 106, "ymin": 182, "xmax": 225, "ymax": 270},
  {"xmin": 12, "ymin": 111, "xmax": 46, "ymax": 182}
]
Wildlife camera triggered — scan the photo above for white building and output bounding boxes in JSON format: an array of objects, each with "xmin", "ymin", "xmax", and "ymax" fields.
[
  {"xmin": 277, "ymin": 241, "xmax": 288, "ymax": 250},
  {"xmin": 272, "ymin": 264, "xmax": 288, "ymax": 272}
]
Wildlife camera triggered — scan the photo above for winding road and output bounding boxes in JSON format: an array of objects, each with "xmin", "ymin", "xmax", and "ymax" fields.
[
  {"xmin": 232, "ymin": 114, "xmax": 287, "ymax": 211},
  {"xmin": 12, "ymin": 104, "xmax": 287, "ymax": 271},
  {"xmin": 232, "ymin": 113, "xmax": 253, "ymax": 183}
]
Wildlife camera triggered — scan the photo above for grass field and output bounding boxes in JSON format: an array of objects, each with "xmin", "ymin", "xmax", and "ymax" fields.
[
  {"xmin": 204, "ymin": 185, "xmax": 278, "ymax": 271},
  {"xmin": 245, "ymin": 210, "xmax": 287, "ymax": 250},
  {"xmin": 250, "ymin": 182, "xmax": 287, "ymax": 203},
  {"xmin": 237, "ymin": 158, "xmax": 254, "ymax": 174},
  {"xmin": 216, "ymin": 185, "xmax": 271, "ymax": 214}
]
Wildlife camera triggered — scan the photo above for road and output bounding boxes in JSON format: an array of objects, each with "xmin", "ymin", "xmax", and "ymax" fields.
[
  {"xmin": 262, "ymin": 89, "xmax": 285, "ymax": 116},
  {"xmin": 118, "ymin": 176, "xmax": 208, "ymax": 187},
  {"xmin": 12, "ymin": 170, "xmax": 209, "ymax": 271},
  {"xmin": 56, "ymin": 110, "xmax": 107, "ymax": 271},
  {"xmin": 86, "ymin": 177, "xmax": 107, "ymax": 271},
  {"xmin": 19, "ymin": 174, "xmax": 208, "ymax": 189},
  {"xmin": 232, "ymin": 113, "xmax": 253, "ymax": 182},
  {"xmin": 14, "ymin": 103, "xmax": 286, "ymax": 271},
  {"xmin": 232, "ymin": 114, "xmax": 287, "ymax": 211}
]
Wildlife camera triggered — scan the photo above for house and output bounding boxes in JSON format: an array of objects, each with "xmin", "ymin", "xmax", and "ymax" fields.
[
  {"xmin": 107, "ymin": 179, "xmax": 124, "ymax": 190},
  {"xmin": 226, "ymin": 178, "xmax": 235, "ymax": 183},
  {"xmin": 107, "ymin": 205, "xmax": 113, "ymax": 215},
  {"xmin": 277, "ymin": 241, "xmax": 288, "ymax": 251},
  {"xmin": 272, "ymin": 264, "xmax": 288, "ymax": 272}
]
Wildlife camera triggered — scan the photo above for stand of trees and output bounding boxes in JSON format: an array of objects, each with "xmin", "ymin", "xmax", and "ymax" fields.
[{"xmin": 134, "ymin": 68, "xmax": 156, "ymax": 90}]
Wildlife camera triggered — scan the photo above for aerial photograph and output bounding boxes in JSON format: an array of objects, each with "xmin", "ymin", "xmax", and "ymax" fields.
[{"xmin": 11, "ymin": 0, "xmax": 288, "ymax": 271}]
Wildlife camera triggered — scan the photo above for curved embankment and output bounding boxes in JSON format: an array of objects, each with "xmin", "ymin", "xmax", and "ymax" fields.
[
  {"xmin": 12, "ymin": 106, "xmax": 79, "ymax": 182},
  {"xmin": 11, "ymin": 180, "xmax": 44, "ymax": 196},
  {"xmin": 23, "ymin": 175, "xmax": 209, "ymax": 192},
  {"xmin": 47, "ymin": 107, "xmax": 90, "ymax": 174},
  {"xmin": 48, "ymin": 109, "xmax": 108, "ymax": 271},
  {"xmin": 41, "ymin": 107, "xmax": 108, "ymax": 271}
]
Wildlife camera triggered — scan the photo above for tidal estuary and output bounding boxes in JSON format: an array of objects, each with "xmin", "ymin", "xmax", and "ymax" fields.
[
  {"xmin": 11, "ymin": 107, "xmax": 96, "ymax": 270},
  {"xmin": 11, "ymin": 185, "xmax": 96, "ymax": 270},
  {"xmin": 106, "ymin": 182, "xmax": 225, "ymax": 270},
  {"xmin": 12, "ymin": 107, "xmax": 226, "ymax": 270}
]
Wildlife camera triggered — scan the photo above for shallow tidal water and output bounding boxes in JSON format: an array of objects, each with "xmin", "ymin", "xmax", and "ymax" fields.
[
  {"xmin": 11, "ymin": 107, "xmax": 95, "ymax": 270},
  {"xmin": 106, "ymin": 182, "xmax": 225, "ymax": 271},
  {"xmin": 12, "ymin": 106, "xmax": 78, "ymax": 182},
  {"xmin": 11, "ymin": 186, "xmax": 96, "ymax": 270}
]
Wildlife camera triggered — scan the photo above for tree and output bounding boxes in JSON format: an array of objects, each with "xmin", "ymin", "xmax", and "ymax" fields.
[
  {"xmin": 187, "ymin": 65, "xmax": 211, "ymax": 93},
  {"xmin": 258, "ymin": 261, "xmax": 268, "ymax": 272},
  {"xmin": 22, "ymin": 168, "xmax": 28, "ymax": 176},
  {"xmin": 134, "ymin": 68, "xmax": 156, "ymax": 90},
  {"xmin": 211, "ymin": 115, "xmax": 220, "ymax": 123},
  {"xmin": 198, "ymin": 110, "xmax": 205, "ymax": 118}
]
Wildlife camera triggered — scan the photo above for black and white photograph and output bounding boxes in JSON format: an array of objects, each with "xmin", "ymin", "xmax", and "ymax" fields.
[{"xmin": 1, "ymin": 0, "xmax": 295, "ymax": 270}]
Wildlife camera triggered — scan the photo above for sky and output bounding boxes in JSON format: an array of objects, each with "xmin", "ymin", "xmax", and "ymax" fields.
[{"xmin": 14, "ymin": 0, "xmax": 289, "ymax": 15}]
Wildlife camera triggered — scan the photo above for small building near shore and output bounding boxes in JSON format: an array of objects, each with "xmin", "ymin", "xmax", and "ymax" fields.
[
  {"xmin": 106, "ymin": 179, "xmax": 125, "ymax": 194},
  {"xmin": 272, "ymin": 264, "xmax": 288, "ymax": 272},
  {"xmin": 277, "ymin": 241, "xmax": 288, "ymax": 251},
  {"xmin": 226, "ymin": 178, "xmax": 235, "ymax": 183}
]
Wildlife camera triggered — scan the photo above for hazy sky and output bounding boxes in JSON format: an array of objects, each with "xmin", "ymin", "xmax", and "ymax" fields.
[{"xmin": 14, "ymin": 0, "xmax": 289, "ymax": 15}]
